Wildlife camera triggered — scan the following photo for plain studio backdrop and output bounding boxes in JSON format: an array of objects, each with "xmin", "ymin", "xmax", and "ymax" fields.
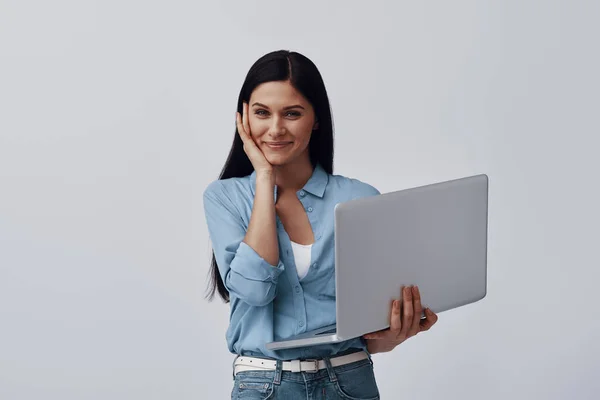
[{"xmin": 1, "ymin": 1, "xmax": 598, "ymax": 399}]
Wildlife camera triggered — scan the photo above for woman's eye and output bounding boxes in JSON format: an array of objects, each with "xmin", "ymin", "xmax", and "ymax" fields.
[{"xmin": 253, "ymin": 109, "xmax": 300, "ymax": 117}]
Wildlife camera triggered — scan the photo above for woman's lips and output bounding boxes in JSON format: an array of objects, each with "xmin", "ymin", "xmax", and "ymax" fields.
[{"xmin": 265, "ymin": 142, "xmax": 292, "ymax": 149}]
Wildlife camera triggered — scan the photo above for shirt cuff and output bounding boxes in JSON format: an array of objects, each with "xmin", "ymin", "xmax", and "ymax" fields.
[{"xmin": 231, "ymin": 241, "xmax": 285, "ymax": 282}]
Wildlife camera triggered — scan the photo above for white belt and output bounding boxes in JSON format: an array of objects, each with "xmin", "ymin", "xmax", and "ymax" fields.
[{"xmin": 233, "ymin": 351, "xmax": 369, "ymax": 375}]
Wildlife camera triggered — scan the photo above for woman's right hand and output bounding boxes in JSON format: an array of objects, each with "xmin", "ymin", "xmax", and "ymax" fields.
[{"xmin": 237, "ymin": 102, "xmax": 273, "ymax": 176}]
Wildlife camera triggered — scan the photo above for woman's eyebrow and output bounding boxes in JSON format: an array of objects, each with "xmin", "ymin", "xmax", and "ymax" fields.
[{"xmin": 251, "ymin": 102, "xmax": 305, "ymax": 110}]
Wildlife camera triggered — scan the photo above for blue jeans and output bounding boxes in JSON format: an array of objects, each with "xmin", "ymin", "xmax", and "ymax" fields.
[{"xmin": 231, "ymin": 353, "xmax": 380, "ymax": 399}]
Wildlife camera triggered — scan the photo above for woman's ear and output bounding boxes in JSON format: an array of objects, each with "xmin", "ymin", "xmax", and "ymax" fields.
[{"xmin": 313, "ymin": 121, "xmax": 319, "ymax": 130}]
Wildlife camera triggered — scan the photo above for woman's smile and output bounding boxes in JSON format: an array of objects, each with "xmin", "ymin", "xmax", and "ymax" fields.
[{"xmin": 265, "ymin": 141, "xmax": 293, "ymax": 150}]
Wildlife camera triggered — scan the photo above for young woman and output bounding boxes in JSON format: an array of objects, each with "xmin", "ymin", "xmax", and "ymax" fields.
[{"xmin": 203, "ymin": 50, "xmax": 438, "ymax": 399}]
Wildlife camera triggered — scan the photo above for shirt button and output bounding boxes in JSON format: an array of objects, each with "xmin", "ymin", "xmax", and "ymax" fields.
[
  {"xmin": 299, "ymin": 320, "xmax": 304, "ymax": 327},
  {"xmin": 295, "ymin": 286, "xmax": 300, "ymax": 293},
  {"xmin": 307, "ymin": 207, "xmax": 313, "ymax": 212},
  {"xmin": 299, "ymin": 190, "xmax": 306, "ymax": 197},
  {"xmin": 312, "ymin": 263, "xmax": 317, "ymax": 268}
]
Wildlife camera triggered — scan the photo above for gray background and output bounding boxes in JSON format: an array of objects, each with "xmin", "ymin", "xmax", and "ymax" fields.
[{"xmin": 1, "ymin": 0, "xmax": 598, "ymax": 399}]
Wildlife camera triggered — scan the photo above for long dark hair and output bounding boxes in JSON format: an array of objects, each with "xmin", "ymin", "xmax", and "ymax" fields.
[{"xmin": 205, "ymin": 49, "xmax": 335, "ymax": 302}]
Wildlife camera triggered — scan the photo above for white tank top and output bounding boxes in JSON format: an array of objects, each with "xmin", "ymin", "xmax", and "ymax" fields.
[{"xmin": 290, "ymin": 240, "xmax": 313, "ymax": 280}]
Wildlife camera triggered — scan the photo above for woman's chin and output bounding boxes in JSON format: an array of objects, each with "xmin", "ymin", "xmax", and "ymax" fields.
[{"xmin": 265, "ymin": 154, "xmax": 290, "ymax": 166}]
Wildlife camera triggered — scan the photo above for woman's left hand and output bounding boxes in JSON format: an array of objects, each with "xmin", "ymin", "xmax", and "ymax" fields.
[{"xmin": 362, "ymin": 286, "xmax": 438, "ymax": 354}]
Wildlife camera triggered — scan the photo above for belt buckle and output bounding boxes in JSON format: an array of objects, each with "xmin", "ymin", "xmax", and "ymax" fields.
[{"xmin": 303, "ymin": 359, "xmax": 319, "ymax": 373}]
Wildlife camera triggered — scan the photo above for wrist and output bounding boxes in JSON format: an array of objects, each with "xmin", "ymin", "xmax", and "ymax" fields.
[{"xmin": 256, "ymin": 170, "xmax": 275, "ymax": 184}]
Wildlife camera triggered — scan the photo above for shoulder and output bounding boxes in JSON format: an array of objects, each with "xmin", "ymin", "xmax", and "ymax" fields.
[
  {"xmin": 327, "ymin": 173, "xmax": 380, "ymax": 199},
  {"xmin": 203, "ymin": 175, "xmax": 253, "ymax": 206}
]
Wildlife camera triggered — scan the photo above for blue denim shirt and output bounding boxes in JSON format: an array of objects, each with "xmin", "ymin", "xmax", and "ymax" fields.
[{"xmin": 203, "ymin": 164, "xmax": 380, "ymax": 360}]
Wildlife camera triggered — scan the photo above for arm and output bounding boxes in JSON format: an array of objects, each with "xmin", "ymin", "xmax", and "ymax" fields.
[
  {"xmin": 244, "ymin": 171, "xmax": 279, "ymax": 266},
  {"xmin": 203, "ymin": 177, "xmax": 284, "ymax": 307}
]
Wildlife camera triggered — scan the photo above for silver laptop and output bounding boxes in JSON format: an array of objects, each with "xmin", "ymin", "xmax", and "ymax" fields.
[{"xmin": 265, "ymin": 174, "xmax": 488, "ymax": 351}]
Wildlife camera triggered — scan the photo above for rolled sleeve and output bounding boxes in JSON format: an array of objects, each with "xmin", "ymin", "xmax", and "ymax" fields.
[
  {"xmin": 203, "ymin": 181, "xmax": 284, "ymax": 307},
  {"xmin": 230, "ymin": 241, "xmax": 285, "ymax": 282},
  {"xmin": 226, "ymin": 241, "xmax": 285, "ymax": 306}
]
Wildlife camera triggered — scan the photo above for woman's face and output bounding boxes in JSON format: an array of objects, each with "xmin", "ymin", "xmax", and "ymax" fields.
[{"xmin": 247, "ymin": 80, "xmax": 318, "ymax": 167}]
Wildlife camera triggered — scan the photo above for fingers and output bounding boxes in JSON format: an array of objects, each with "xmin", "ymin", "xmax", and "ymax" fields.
[
  {"xmin": 236, "ymin": 110, "xmax": 249, "ymax": 143},
  {"xmin": 242, "ymin": 102, "xmax": 251, "ymax": 137},
  {"xmin": 363, "ymin": 299, "xmax": 400, "ymax": 340},
  {"xmin": 236, "ymin": 104, "xmax": 273, "ymax": 174},
  {"xmin": 420, "ymin": 308, "xmax": 438, "ymax": 332},
  {"xmin": 408, "ymin": 286, "xmax": 422, "ymax": 337},
  {"xmin": 389, "ymin": 299, "xmax": 402, "ymax": 334},
  {"xmin": 399, "ymin": 286, "xmax": 413, "ymax": 339},
  {"xmin": 236, "ymin": 102, "xmax": 253, "ymax": 142},
  {"xmin": 363, "ymin": 285, "xmax": 437, "ymax": 342}
]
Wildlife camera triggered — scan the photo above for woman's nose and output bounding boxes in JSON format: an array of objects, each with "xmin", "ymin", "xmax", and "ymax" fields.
[{"xmin": 268, "ymin": 118, "xmax": 286, "ymax": 137}]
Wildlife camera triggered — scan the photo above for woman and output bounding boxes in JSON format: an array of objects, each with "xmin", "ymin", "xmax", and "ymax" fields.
[{"xmin": 203, "ymin": 50, "xmax": 438, "ymax": 399}]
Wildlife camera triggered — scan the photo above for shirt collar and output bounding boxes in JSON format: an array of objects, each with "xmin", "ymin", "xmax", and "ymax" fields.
[{"xmin": 250, "ymin": 163, "xmax": 329, "ymax": 199}]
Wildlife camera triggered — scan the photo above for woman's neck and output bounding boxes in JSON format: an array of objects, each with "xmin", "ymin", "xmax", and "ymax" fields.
[{"xmin": 273, "ymin": 155, "xmax": 314, "ymax": 193}]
